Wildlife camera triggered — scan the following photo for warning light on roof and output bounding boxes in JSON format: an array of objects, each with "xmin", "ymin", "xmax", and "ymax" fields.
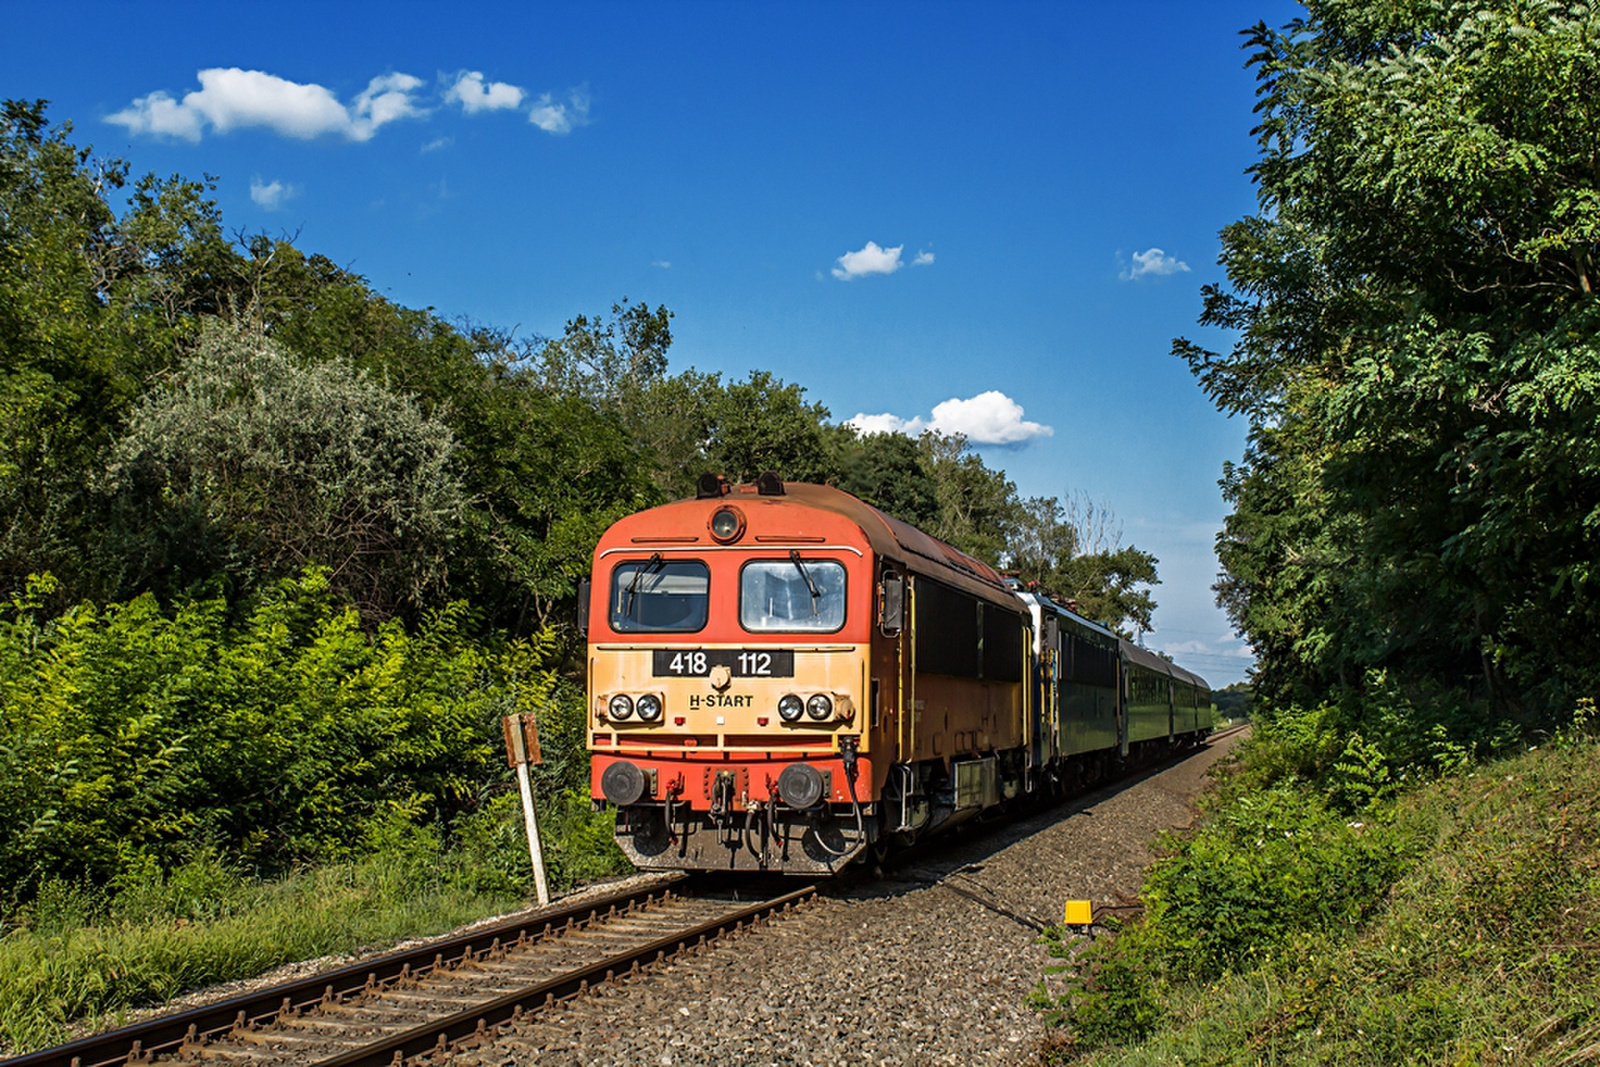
[{"xmin": 1063, "ymin": 900, "xmax": 1093, "ymax": 926}]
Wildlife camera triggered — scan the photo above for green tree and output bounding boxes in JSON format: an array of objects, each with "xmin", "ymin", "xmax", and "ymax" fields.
[
  {"xmin": 103, "ymin": 322, "xmax": 465, "ymax": 619},
  {"xmin": 228, "ymin": 245, "xmax": 659, "ymax": 631},
  {"xmin": 1007, "ymin": 493, "xmax": 1159, "ymax": 635},
  {"xmin": 917, "ymin": 432, "xmax": 1020, "ymax": 565},
  {"xmin": 536, "ymin": 297, "xmax": 674, "ymax": 404},
  {"xmin": 833, "ymin": 427, "xmax": 943, "ymax": 529},
  {"xmin": 1181, "ymin": 1, "xmax": 1600, "ymax": 714},
  {"xmin": 704, "ymin": 370, "xmax": 838, "ymax": 486},
  {"xmin": 0, "ymin": 101, "xmax": 244, "ymax": 601}
]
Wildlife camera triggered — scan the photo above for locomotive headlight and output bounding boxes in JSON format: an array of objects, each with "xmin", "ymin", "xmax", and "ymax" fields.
[
  {"xmin": 777, "ymin": 694, "xmax": 804, "ymax": 722},
  {"xmin": 608, "ymin": 694, "xmax": 635, "ymax": 720},
  {"xmin": 806, "ymin": 694, "xmax": 833, "ymax": 721},
  {"xmin": 709, "ymin": 506, "xmax": 745, "ymax": 543},
  {"xmin": 635, "ymin": 693, "xmax": 662, "ymax": 722}
]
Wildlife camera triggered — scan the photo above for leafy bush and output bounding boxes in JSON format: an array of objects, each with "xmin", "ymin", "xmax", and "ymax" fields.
[
  {"xmin": 0, "ymin": 569, "xmax": 562, "ymax": 901},
  {"xmin": 1239, "ymin": 671, "xmax": 1518, "ymax": 809},
  {"xmin": 103, "ymin": 322, "xmax": 464, "ymax": 619},
  {"xmin": 1035, "ymin": 768, "xmax": 1422, "ymax": 1054},
  {"xmin": 1136, "ymin": 785, "xmax": 1415, "ymax": 982},
  {"xmin": 1039, "ymin": 700, "xmax": 1600, "ymax": 1063}
]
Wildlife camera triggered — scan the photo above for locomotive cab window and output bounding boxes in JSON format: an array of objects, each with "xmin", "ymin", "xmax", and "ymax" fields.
[
  {"xmin": 609, "ymin": 557, "xmax": 709, "ymax": 633},
  {"xmin": 740, "ymin": 556, "xmax": 847, "ymax": 632}
]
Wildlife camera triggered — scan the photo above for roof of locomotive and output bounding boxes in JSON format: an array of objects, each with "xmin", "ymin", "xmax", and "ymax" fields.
[
  {"xmin": 598, "ymin": 480, "xmax": 1016, "ymax": 605},
  {"xmin": 781, "ymin": 483, "xmax": 1014, "ymax": 595}
]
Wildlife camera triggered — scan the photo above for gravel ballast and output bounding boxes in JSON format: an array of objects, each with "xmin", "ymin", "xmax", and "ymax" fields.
[{"xmin": 458, "ymin": 731, "xmax": 1245, "ymax": 1066}]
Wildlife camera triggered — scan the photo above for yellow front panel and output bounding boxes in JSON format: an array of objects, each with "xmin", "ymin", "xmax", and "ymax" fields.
[{"xmin": 589, "ymin": 643, "xmax": 871, "ymax": 751}]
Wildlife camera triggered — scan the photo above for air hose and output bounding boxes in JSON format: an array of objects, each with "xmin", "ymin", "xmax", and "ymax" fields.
[{"xmin": 814, "ymin": 737, "xmax": 866, "ymax": 857}]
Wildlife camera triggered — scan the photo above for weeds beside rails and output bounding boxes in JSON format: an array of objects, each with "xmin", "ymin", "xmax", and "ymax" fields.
[
  {"xmin": 1031, "ymin": 702, "xmax": 1600, "ymax": 1064},
  {"xmin": 0, "ymin": 790, "xmax": 629, "ymax": 1057}
]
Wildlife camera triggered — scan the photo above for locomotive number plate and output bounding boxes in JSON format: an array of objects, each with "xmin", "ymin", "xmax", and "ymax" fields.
[{"xmin": 652, "ymin": 649, "xmax": 795, "ymax": 678}]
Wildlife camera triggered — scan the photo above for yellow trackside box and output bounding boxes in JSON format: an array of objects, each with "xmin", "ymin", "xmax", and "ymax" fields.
[{"xmin": 1063, "ymin": 900, "xmax": 1093, "ymax": 925}]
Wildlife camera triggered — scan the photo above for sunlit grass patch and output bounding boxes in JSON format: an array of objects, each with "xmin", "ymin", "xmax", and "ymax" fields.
[
  {"xmin": 0, "ymin": 793, "xmax": 628, "ymax": 1056},
  {"xmin": 1040, "ymin": 733, "xmax": 1600, "ymax": 1065}
]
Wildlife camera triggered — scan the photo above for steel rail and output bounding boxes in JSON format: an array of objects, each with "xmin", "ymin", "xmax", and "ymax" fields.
[
  {"xmin": 1, "ymin": 876, "xmax": 686, "ymax": 1067},
  {"xmin": 317, "ymin": 883, "xmax": 818, "ymax": 1067}
]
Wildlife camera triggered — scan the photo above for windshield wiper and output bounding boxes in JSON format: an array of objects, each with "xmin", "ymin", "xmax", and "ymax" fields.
[
  {"xmin": 624, "ymin": 553, "xmax": 664, "ymax": 616},
  {"xmin": 789, "ymin": 550, "xmax": 822, "ymax": 616}
]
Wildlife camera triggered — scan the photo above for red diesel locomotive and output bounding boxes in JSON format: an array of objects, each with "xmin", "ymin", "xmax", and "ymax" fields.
[{"xmin": 583, "ymin": 474, "xmax": 1210, "ymax": 875}]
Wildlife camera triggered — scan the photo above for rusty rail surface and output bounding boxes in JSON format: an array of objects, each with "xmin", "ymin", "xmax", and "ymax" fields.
[
  {"xmin": 2, "ymin": 875, "xmax": 695, "ymax": 1067},
  {"xmin": 321, "ymin": 884, "xmax": 817, "ymax": 1067}
]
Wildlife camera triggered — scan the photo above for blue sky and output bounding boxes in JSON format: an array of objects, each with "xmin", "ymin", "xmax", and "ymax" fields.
[{"xmin": 3, "ymin": 0, "xmax": 1306, "ymax": 686}]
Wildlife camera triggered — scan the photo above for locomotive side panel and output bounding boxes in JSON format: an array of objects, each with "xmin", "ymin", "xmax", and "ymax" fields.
[{"xmin": 909, "ymin": 577, "xmax": 1028, "ymax": 761}]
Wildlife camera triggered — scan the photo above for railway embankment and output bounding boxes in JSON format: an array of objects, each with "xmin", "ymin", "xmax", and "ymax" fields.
[
  {"xmin": 2, "ymin": 734, "xmax": 1245, "ymax": 1065},
  {"xmin": 1035, "ymin": 712, "xmax": 1600, "ymax": 1065}
]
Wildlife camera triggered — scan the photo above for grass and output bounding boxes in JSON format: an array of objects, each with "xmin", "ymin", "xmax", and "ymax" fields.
[
  {"xmin": 0, "ymin": 790, "xmax": 630, "ymax": 1056},
  {"xmin": 1039, "ymin": 731, "xmax": 1600, "ymax": 1065}
]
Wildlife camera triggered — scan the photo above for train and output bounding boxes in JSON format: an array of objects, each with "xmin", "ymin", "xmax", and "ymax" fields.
[{"xmin": 580, "ymin": 474, "xmax": 1212, "ymax": 875}]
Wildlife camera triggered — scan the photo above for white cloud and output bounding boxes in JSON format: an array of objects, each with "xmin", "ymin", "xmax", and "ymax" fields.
[
  {"xmin": 529, "ymin": 87, "xmax": 591, "ymax": 134},
  {"xmin": 110, "ymin": 69, "xmax": 600, "ymax": 143},
  {"xmin": 445, "ymin": 71, "xmax": 526, "ymax": 114},
  {"xmin": 651, "ymin": 260, "xmax": 672, "ymax": 269},
  {"xmin": 832, "ymin": 240, "xmax": 903, "ymax": 280},
  {"xmin": 107, "ymin": 68, "xmax": 426, "ymax": 142},
  {"xmin": 926, "ymin": 391, "xmax": 1053, "ymax": 443},
  {"xmin": 421, "ymin": 136, "xmax": 453, "ymax": 153},
  {"xmin": 106, "ymin": 91, "xmax": 205, "ymax": 140},
  {"xmin": 1122, "ymin": 247, "xmax": 1191, "ymax": 280},
  {"xmin": 848, "ymin": 390, "xmax": 1053, "ymax": 446},
  {"xmin": 350, "ymin": 73, "xmax": 425, "ymax": 138},
  {"xmin": 847, "ymin": 412, "xmax": 916, "ymax": 436},
  {"xmin": 912, "ymin": 250, "xmax": 935, "ymax": 266},
  {"xmin": 249, "ymin": 177, "xmax": 297, "ymax": 210}
]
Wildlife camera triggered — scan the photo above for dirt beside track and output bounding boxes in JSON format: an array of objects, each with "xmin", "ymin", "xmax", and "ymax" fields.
[{"xmin": 452, "ymin": 728, "xmax": 1247, "ymax": 1066}]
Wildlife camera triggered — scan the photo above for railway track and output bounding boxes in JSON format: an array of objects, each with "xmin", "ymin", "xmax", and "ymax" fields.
[
  {"xmin": 6, "ymin": 878, "xmax": 816, "ymax": 1067},
  {"xmin": 7, "ymin": 730, "xmax": 1243, "ymax": 1067}
]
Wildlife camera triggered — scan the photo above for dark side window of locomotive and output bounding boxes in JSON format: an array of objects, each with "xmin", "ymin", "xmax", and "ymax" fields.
[
  {"xmin": 982, "ymin": 606, "xmax": 1024, "ymax": 682},
  {"xmin": 609, "ymin": 558, "xmax": 709, "ymax": 633},
  {"xmin": 913, "ymin": 580, "xmax": 981, "ymax": 678},
  {"xmin": 739, "ymin": 558, "xmax": 847, "ymax": 632}
]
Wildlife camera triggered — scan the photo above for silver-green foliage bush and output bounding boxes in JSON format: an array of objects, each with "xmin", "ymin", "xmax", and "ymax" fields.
[{"xmin": 104, "ymin": 321, "xmax": 464, "ymax": 617}]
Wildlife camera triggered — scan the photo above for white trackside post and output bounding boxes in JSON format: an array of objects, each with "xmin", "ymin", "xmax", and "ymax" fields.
[
  {"xmin": 516, "ymin": 758, "xmax": 550, "ymax": 905},
  {"xmin": 504, "ymin": 713, "xmax": 550, "ymax": 906}
]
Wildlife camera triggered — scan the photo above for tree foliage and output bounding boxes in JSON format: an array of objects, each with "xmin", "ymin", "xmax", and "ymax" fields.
[
  {"xmin": 1182, "ymin": 2, "xmax": 1600, "ymax": 714},
  {"xmin": 104, "ymin": 323, "xmax": 464, "ymax": 618},
  {"xmin": 1007, "ymin": 493, "xmax": 1161, "ymax": 636},
  {"xmin": 0, "ymin": 101, "xmax": 234, "ymax": 596}
]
